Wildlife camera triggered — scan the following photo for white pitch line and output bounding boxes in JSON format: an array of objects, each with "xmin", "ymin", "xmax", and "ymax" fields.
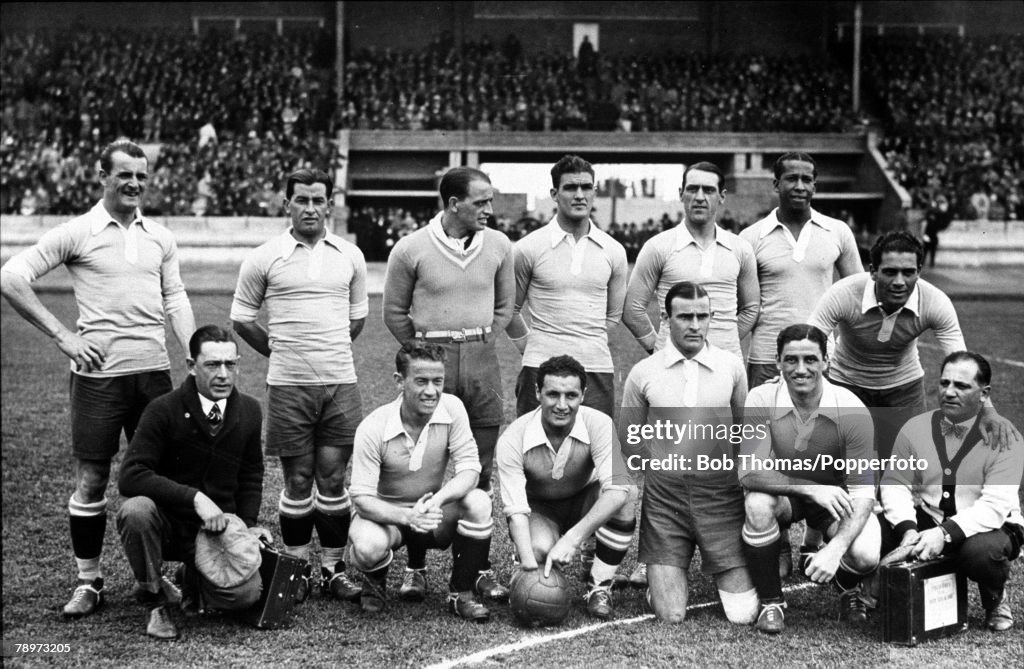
[
  {"xmin": 426, "ymin": 582, "xmax": 818, "ymax": 669},
  {"xmin": 918, "ymin": 343, "xmax": 1024, "ymax": 369}
]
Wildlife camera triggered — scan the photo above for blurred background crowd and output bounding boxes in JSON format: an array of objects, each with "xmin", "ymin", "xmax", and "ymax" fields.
[{"xmin": 2, "ymin": 28, "xmax": 1021, "ymax": 232}]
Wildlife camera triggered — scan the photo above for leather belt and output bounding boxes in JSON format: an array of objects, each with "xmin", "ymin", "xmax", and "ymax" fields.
[{"xmin": 415, "ymin": 326, "xmax": 491, "ymax": 343}]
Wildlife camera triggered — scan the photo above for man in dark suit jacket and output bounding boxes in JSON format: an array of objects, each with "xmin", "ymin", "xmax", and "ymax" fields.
[{"xmin": 118, "ymin": 325, "xmax": 268, "ymax": 640}]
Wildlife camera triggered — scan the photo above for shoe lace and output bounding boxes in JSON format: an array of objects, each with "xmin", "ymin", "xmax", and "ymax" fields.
[
  {"xmin": 763, "ymin": 603, "xmax": 783, "ymax": 623},
  {"xmin": 68, "ymin": 584, "xmax": 93, "ymax": 606}
]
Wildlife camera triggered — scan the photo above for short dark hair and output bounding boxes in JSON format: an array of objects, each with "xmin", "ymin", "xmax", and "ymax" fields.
[
  {"xmin": 100, "ymin": 139, "xmax": 147, "ymax": 173},
  {"xmin": 941, "ymin": 351, "xmax": 991, "ymax": 386},
  {"xmin": 189, "ymin": 324, "xmax": 235, "ymax": 359},
  {"xmin": 773, "ymin": 152, "xmax": 817, "ymax": 180},
  {"xmin": 440, "ymin": 167, "xmax": 491, "ymax": 206},
  {"xmin": 550, "ymin": 154, "xmax": 595, "ymax": 190},
  {"xmin": 869, "ymin": 231, "xmax": 924, "ymax": 268},
  {"xmin": 664, "ymin": 281, "xmax": 710, "ymax": 317},
  {"xmin": 285, "ymin": 168, "xmax": 333, "ymax": 200},
  {"xmin": 682, "ymin": 161, "xmax": 725, "ymax": 193},
  {"xmin": 776, "ymin": 324, "xmax": 828, "ymax": 359},
  {"xmin": 536, "ymin": 355, "xmax": 587, "ymax": 393},
  {"xmin": 395, "ymin": 341, "xmax": 447, "ymax": 376}
]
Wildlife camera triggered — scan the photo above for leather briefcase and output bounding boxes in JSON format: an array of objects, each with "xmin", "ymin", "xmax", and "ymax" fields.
[
  {"xmin": 879, "ymin": 555, "xmax": 968, "ymax": 646},
  {"xmin": 245, "ymin": 545, "xmax": 306, "ymax": 629}
]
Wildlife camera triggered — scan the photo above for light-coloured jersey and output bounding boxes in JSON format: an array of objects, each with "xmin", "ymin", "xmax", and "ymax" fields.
[
  {"xmin": 740, "ymin": 208, "xmax": 861, "ymax": 363},
  {"xmin": 1, "ymin": 201, "xmax": 191, "ymax": 377},
  {"xmin": 513, "ymin": 219, "xmax": 628, "ymax": 372},
  {"xmin": 231, "ymin": 229, "xmax": 367, "ymax": 385}
]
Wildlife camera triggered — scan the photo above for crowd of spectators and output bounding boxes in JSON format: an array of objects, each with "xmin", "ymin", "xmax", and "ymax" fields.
[
  {"xmin": 866, "ymin": 35, "xmax": 1023, "ymax": 220},
  {"xmin": 2, "ymin": 27, "xmax": 337, "ymax": 215},
  {"xmin": 339, "ymin": 32, "xmax": 859, "ymax": 133},
  {"xmin": 3, "ymin": 26, "xmax": 1021, "ymax": 226}
]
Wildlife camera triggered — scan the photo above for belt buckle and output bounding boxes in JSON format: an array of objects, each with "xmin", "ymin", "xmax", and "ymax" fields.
[{"xmin": 451, "ymin": 330, "xmax": 467, "ymax": 343}]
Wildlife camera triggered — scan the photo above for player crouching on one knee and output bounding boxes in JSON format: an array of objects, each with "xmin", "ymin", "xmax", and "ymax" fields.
[
  {"xmin": 497, "ymin": 355, "xmax": 637, "ymax": 620},
  {"xmin": 739, "ymin": 324, "xmax": 881, "ymax": 634},
  {"xmin": 347, "ymin": 343, "xmax": 496, "ymax": 622},
  {"xmin": 879, "ymin": 351, "xmax": 1023, "ymax": 632}
]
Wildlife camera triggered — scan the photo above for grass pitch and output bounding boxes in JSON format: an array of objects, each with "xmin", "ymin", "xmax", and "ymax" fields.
[{"xmin": 2, "ymin": 292, "xmax": 1022, "ymax": 667}]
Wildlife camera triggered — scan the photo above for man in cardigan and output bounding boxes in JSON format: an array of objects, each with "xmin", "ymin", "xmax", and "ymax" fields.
[
  {"xmin": 382, "ymin": 166, "xmax": 512, "ymax": 602},
  {"xmin": 880, "ymin": 351, "xmax": 1023, "ymax": 632},
  {"xmin": 348, "ymin": 343, "xmax": 496, "ymax": 621},
  {"xmin": 117, "ymin": 325, "xmax": 268, "ymax": 640}
]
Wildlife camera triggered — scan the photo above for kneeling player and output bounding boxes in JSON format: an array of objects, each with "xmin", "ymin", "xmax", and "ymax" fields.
[
  {"xmin": 621, "ymin": 281, "xmax": 758, "ymax": 625},
  {"xmin": 348, "ymin": 343, "xmax": 495, "ymax": 621},
  {"xmin": 497, "ymin": 355, "xmax": 637, "ymax": 620},
  {"xmin": 740, "ymin": 324, "xmax": 880, "ymax": 634}
]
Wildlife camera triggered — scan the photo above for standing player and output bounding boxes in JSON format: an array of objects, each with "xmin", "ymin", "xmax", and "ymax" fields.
[
  {"xmin": 623, "ymin": 161, "xmax": 758, "ymax": 360},
  {"xmin": 348, "ymin": 343, "xmax": 496, "ymax": 621},
  {"xmin": 231, "ymin": 168, "xmax": 366, "ymax": 602},
  {"xmin": 740, "ymin": 325, "xmax": 880, "ymax": 634},
  {"xmin": 497, "ymin": 355, "xmax": 637, "ymax": 620},
  {"xmin": 383, "ymin": 166, "xmax": 513, "ymax": 601},
  {"xmin": 506, "ymin": 154, "xmax": 628, "ymax": 418},
  {"xmin": 739, "ymin": 152, "xmax": 862, "ymax": 577},
  {"xmin": 808, "ymin": 231, "xmax": 1018, "ymax": 459},
  {"xmin": 1, "ymin": 139, "xmax": 195, "ymax": 617},
  {"xmin": 621, "ymin": 282, "xmax": 757, "ymax": 625},
  {"xmin": 621, "ymin": 161, "xmax": 757, "ymax": 586},
  {"xmin": 740, "ymin": 152, "xmax": 862, "ymax": 388},
  {"xmin": 880, "ymin": 351, "xmax": 1022, "ymax": 632}
]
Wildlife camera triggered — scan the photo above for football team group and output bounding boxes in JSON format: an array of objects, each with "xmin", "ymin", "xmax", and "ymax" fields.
[{"xmin": 1, "ymin": 140, "xmax": 1020, "ymax": 642}]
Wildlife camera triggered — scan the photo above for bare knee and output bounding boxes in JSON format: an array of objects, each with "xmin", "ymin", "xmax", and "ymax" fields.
[
  {"xmin": 281, "ymin": 458, "xmax": 315, "ymax": 498},
  {"xmin": 458, "ymin": 489, "xmax": 492, "ymax": 524},
  {"xmin": 349, "ymin": 522, "xmax": 391, "ymax": 570},
  {"xmin": 75, "ymin": 459, "xmax": 111, "ymax": 502},
  {"xmin": 743, "ymin": 492, "xmax": 777, "ymax": 529}
]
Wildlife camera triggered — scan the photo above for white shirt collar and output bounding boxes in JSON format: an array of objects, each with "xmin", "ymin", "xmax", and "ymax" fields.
[
  {"xmin": 757, "ymin": 207, "xmax": 836, "ymax": 239},
  {"xmin": 197, "ymin": 394, "xmax": 226, "ymax": 418},
  {"xmin": 273, "ymin": 227, "xmax": 348, "ymax": 260},
  {"xmin": 545, "ymin": 217, "xmax": 613, "ymax": 249},
  {"xmin": 673, "ymin": 221, "xmax": 735, "ymax": 251},
  {"xmin": 381, "ymin": 395, "xmax": 453, "ymax": 442},
  {"xmin": 771, "ymin": 378, "xmax": 842, "ymax": 424},
  {"xmin": 860, "ymin": 276, "xmax": 921, "ymax": 317},
  {"xmin": 89, "ymin": 200, "xmax": 146, "ymax": 235},
  {"xmin": 521, "ymin": 406, "xmax": 592, "ymax": 452},
  {"xmin": 660, "ymin": 340, "xmax": 718, "ymax": 372},
  {"xmin": 428, "ymin": 212, "xmax": 482, "ymax": 255}
]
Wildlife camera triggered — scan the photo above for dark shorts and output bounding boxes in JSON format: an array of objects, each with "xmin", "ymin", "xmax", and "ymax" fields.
[
  {"xmin": 747, "ymin": 363, "xmax": 778, "ymax": 390},
  {"xmin": 265, "ymin": 383, "xmax": 362, "ymax": 458},
  {"xmin": 515, "ymin": 367, "xmax": 615, "ymax": 418},
  {"xmin": 530, "ymin": 482, "xmax": 602, "ymax": 535},
  {"xmin": 828, "ymin": 376, "xmax": 924, "ymax": 459},
  {"xmin": 639, "ymin": 471, "xmax": 747, "ymax": 575},
  {"xmin": 70, "ymin": 370, "xmax": 173, "ymax": 460},
  {"xmin": 787, "ymin": 494, "xmax": 842, "ymax": 535},
  {"xmin": 437, "ymin": 340, "xmax": 504, "ymax": 427}
]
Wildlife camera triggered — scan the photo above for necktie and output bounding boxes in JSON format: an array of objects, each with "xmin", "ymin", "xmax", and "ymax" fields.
[
  {"xmin": 940, "ymin": 418, "xmax": 967, "ymax": 439},
  {"xmin": 207, "ymin": 404, "xmax": 223, "ymax": 434},
  {"xmin": 682, "ymin": 359, "xmax": 698, "ymax": 407}
]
